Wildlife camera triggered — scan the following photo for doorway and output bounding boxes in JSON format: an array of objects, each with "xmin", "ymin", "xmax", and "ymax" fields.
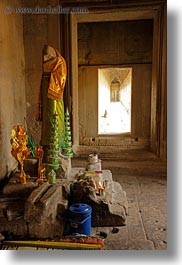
[
  {"xmin": 67, "ymin": 6, "xmax": 165, "ymax": 157},
  {"xmin": 76, "ymin": 17, "xmax": 152, "ymax": 152},
  {"xmin": 98, "ymin": 67, "xmax": 132, "ymax": 135}
]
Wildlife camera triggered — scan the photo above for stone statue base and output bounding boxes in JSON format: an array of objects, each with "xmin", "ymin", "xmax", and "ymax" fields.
[{"xmin": 0, "ymin": 167, "xmax": 128, "ymax": 239}]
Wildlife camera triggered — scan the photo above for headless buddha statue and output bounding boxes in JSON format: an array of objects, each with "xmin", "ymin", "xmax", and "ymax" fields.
[{"xmin": 38, "ymin": 45, "xmax": 67, "ymax": 161}]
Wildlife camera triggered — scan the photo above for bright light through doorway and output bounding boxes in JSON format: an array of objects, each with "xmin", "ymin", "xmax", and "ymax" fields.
[{"xmin": 98, "ymin": 68, "xmax": 132, "ymax": 134}]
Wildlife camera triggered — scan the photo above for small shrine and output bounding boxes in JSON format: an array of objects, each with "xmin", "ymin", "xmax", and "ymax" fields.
[
  {"xmin": 0, "ymin": 145, "xmax": 128, "ymax": 239},
  {"xmin": 0, "ymin": 0, "xmax": 167, "ymax": 250},
  {"xmin": 0, "ymin": 45, "xmax": 128, "ymax": 247}
]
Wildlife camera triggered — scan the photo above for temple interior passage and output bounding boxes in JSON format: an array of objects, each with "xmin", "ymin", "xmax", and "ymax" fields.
[{"xmin": 0, "ymin": 0, "xmax": 167, "ymax": 250}]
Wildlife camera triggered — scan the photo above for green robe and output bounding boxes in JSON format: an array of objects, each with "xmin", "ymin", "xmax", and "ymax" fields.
[{"xmin": 40, "ymin": 73, "xmax": 65, "ymax": 149}]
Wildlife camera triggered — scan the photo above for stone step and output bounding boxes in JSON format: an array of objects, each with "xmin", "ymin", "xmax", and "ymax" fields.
[{"xmin": 72, "ymin": 158, "xmax": 167, "ymax": 177}]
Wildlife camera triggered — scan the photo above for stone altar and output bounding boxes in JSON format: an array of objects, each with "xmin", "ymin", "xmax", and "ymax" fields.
[{"xmin": 0, "ymin": 167, "xmax": 128, "ymax": 239}]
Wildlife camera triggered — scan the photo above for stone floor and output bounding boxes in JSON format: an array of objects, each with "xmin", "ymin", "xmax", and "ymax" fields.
[
  {"xmin": 0, "ymin": 157, "xmax": 167, "ymax": 251},
  {"xmin": 71, "ymin": 155, "xmax": 167, "ymax": 250},
  {"xmin": 90, "ymin": 172, "xmax": 167, "ymax": 250}
]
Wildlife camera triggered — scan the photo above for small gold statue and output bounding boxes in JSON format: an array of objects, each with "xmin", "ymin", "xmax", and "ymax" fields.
[
  {"xmin": 10, "ymin": 125, "xmax": 30, "ymax": 184},
  {"xmin": 34, "ymin": 145, "xmax": 46, "ymax": 183}
]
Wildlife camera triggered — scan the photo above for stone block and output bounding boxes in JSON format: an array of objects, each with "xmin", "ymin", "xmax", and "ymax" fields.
[
  {"xmin": 0, "ymin": 219, "xmax": 27, "ymax": 237},
  {"xmin": 28, "ymin": 217, "xmax": 65, "ymax": 239},
  {"xmin": 93, "ymin": 179, "xmax": 128, "ymax": 226},
  {"xmin": 24, "ymin": 182, "xmax": 68, "ymax": 239},
  {"xmin": 69, "ymin": 169, "xmax": 128, "ymax": 227},
  {"xmin": 3, "ymin": 172, "xmax": 38, "ymax": 199},
  {"xmin": 24, "ymin": 182, "xmax": 63, "ymax": 223}
]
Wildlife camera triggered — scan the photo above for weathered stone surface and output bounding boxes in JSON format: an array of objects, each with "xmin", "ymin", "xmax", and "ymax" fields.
[
  {"xmin": 24, "ymin": 181, "xmax": 69, "ymax": 238},
  {"xmin": 0, "ymin": 166, "xmax": 167, "ymax": 249},
  {"xmin": 21, "ymin": 158, "xmax": 38, "ymax": 175},
  {"xmin": 91, "ymin": 225, "xmax": 129, "ymax": 240},
  {"xmin": 104, "ymin": 239, "xmax": 155, "ymax": 250},
  {"xmin": 3, "ymin": 172, "xmax": 38, "ymax": 198},
  {"xmin": 24, "ymin": 183, "xmax": 63, "ymax": 222},
  {"xmin": 23, "ymin": 0, "xmax": 60, "ymax": 146},
  {"xmin": 0, "ymin": 180, "xmax": 69, "ymax": 239},
  {"xmin": 69, "ymin": 169, "xmax": 128, "ymax": 226},
  {"xmin": 28, "ymin": 217, "xmax": 65, "ymax": 239},
  {"xmin": 72, "ymin": 157, "xmax": 167, "ymax": 177},
  {"xmin": 0, "ymin": 219, "xmax": 27, "ymax": 237},
  {"xmin": 4, "ymin": 203, "xmax": 24, "ymax": 222},
  {"xmin": 0, "ymin": 0, "xmax": 26, "ymax": 181},
  {"xmin": 24, "ymin": 182, "xmax": 51, "ymax": 222},
  {"xmin": 90, "ymin": 182, "xmax": 128, "ymax": 226}
]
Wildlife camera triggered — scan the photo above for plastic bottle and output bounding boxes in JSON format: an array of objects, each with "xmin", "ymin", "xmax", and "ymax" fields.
[{"xmin": 48, "ymin": 169, "xmax": 56, "ymax": 184}]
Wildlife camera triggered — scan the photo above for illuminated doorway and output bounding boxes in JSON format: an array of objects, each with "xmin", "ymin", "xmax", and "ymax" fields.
[{"xmin": 98, "ymin": 68, "xmax": 132, "ymax": 134}]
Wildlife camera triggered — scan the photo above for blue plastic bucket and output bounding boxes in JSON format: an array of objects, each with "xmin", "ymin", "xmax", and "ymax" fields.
[{"xmin": 68, "ymin": 203, "xmax": 92, "ymax": 236}]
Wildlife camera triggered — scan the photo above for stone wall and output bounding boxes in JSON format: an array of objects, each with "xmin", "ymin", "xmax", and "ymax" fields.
[
  {"xmin": 77, "ymin": 19, "xmax": 153, "ymax": 152},
  {"xmin": 0, "ymin": 0, "xmax": 26, "ymax": 181},
  {"xmin": 23, "ymin": 0, "xmax": 60, "ymax": 145},
  {"xmin": 78, "ymin": 20, "xmax": 153, "ymax": 65}
]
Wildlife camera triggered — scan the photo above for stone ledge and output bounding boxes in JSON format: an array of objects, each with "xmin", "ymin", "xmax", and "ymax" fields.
[{"xmin": 3, "ymin": 172, "xmax": 38, "ymax": 198}]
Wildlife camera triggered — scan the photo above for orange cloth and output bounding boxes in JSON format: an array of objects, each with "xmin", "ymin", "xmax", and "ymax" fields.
[{"xmin": 46, "ymin": 48, "xmax": 67, "ymax": 101}]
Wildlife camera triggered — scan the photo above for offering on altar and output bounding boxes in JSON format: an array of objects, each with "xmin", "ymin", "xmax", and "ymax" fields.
[
  {"xmin": 10, "ymin": 124, "xmax": 30, "ymax": 184},
  {"xmin": 34, "ymin": 145, "xmax": 46, "ymax": 183}
]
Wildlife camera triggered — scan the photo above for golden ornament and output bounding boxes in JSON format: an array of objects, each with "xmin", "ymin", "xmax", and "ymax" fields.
[{"xmin": 10, "ymin": 124, "xmax": 30, "ymax": 184}]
